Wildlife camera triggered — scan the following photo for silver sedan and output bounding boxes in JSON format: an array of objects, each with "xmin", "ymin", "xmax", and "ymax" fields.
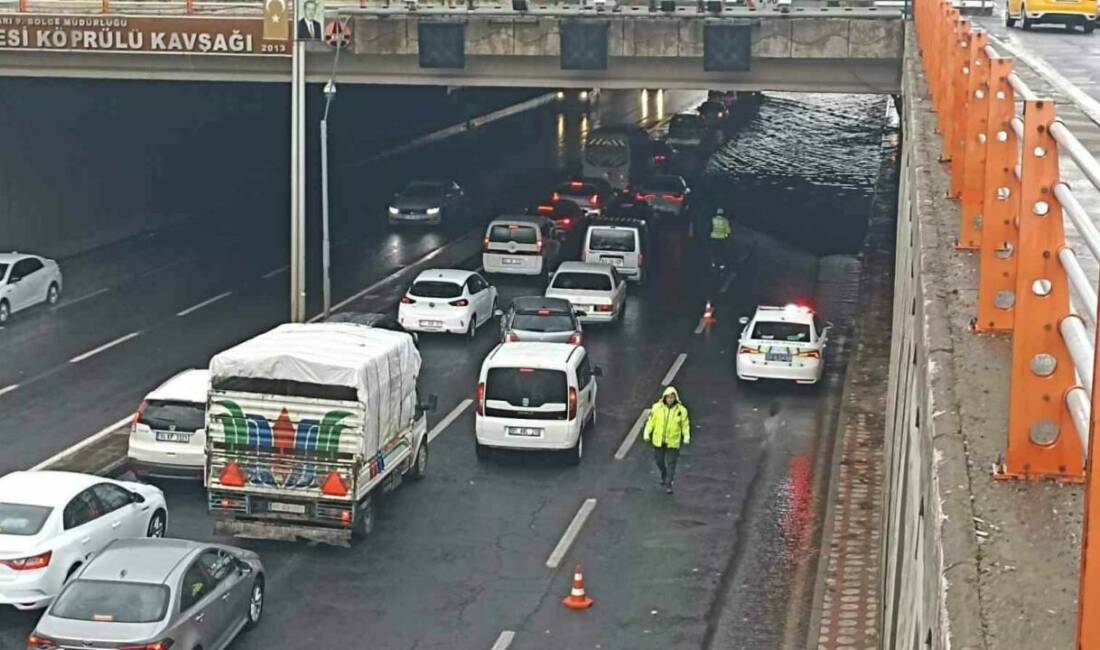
[{"xmin": 28, "ymin": 538, "xmax": 264, "ymax": 650}]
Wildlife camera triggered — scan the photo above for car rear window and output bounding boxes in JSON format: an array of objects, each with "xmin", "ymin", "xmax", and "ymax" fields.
[
  {"xmin": 486, "ymin": 368, "xmax": 567, "ymax": 406},
  {"xmin": 513, "ymin": 312, "xmax": 575, "ymax": 332},
  {"xmin": 589, "ymin": 229, "xmax": 636, "ymax": 252},
  {"xmin": 699, "ymin": 102, "xmax": 724, "ymax": 117},
  {"xmin": 410, "ymin": 281, "xmax": 463, "ymax": 299},
  {"xmin": 139, "ymin": 401, "xmax": 205, "ymax": 432},
  {"xmin": 552, "ymin": 272, "xmax": 612, "ymax": 292},
  {"xmin": 558, "ymin": 182, "xmax": 597, "ymax": 196},
  {"xmin": 751, "ymin": 321, "xmax": 811, "ymax": 342},
  {"xmin": 51, "ymin": 580, "xmax": 170, "ymax": 623},
  {"xmin": 669, "ymin": 115, "xmax": 702, "ymax": 137},
  {"xmin": 489, "ymin": 224, "xmax": 538, "ymax": 245},
  {"xmin": 0, "ymin": 503, "xmax": 52, "ymax": 536},
  {"xmin": 639, "ymin": 177, "xmax": 683, "ymax": 194}
]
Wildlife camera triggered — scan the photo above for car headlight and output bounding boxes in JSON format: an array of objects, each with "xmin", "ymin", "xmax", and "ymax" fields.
[
  {"xmin": 427, "ymin": 207, "xmax": 441, "ymax": 215},
  {"xmin": 557, "ymin": 91, "xmax": 565, "ymax": 100},
  {"xmin": 389, "ymin": 206, "xmax": 399, "ymax": 215},
  {"xmin": 580, "ymin": 91, "xmax": 589, "ymax": 101}
]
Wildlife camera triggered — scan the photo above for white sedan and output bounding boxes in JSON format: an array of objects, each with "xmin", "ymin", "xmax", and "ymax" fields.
[
  {"xmin": 544, "ymin": 261, "xmax": 627, "ymax": 325},
  {"xmin": 0, "ymin": 471, "xmax": 167, "ymax": 610},
  {"xmin": 398, "ymin": 269, "xmax": 498, "ymax": 338},
  {"xmin": 736, "ymin": 304, "xmax": 830, "ymax": 384},
  {"xmin": 0, "ymin": 252, "xmax": 63, "ymax": 325}
]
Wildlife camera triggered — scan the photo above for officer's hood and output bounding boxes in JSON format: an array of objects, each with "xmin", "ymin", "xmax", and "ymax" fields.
[{"xmin": 662, "ymin": 386, "xmax": 680, "ymax": 403}]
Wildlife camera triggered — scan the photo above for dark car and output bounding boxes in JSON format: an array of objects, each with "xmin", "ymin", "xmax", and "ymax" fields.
[
  {"xmin": 534, "ymin": 198, "xmax": 587, "ymax": 233},
  {"xmin": 649, "ymin": 140, "xmax": 674, "ymax": 173},
  {"xmin": 496, "ymin": 296, "xmax": 583, "ymax": 344},
  {"xmin": 326, "ymin": 311, "xmax": 418, "ymax": 345},
  {"xmin": 388, "ymin": 180, "xmax": 466, "ymax": 227},
  {"xmin": 551, "ymin": 178, "xmax": 615, "ymax": 217}
]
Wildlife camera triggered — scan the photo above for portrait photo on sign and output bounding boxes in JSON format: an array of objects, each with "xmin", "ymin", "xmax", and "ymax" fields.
[{"xmin": 297, "ymin": 0, "xmax": 324, "ymax": 40}]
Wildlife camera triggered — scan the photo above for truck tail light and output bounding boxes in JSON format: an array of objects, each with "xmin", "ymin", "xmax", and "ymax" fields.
[
  {"xmin": 450, "ymin": 298, "xmax": 469, "ymax": 307},
  {"xmin": 568, "ymin": 387, "xmax": 578, "ymax": 420},
  {"xmin": 219, "ymin": 462, "xmax": 245, "ymax": 487},
  {"xmin": 1, "ymin": 551, "xmax": 51, "ymax": 571},
  {"xmin": 320, "ymin": 471, "xmax": 348, "ymax": 497},
  {"xmin": 476, "ymin": 383, "xmax": 485, "ymax": 416}
]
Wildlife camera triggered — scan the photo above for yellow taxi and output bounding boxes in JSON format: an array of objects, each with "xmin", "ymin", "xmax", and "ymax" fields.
[{"xmin": 1006, "ymin": 0, "xmax": 1097, "ymax": 32}]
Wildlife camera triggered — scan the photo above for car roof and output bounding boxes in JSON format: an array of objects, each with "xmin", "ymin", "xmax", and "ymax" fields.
[
  {"xmin": 486, "ymin": 342, "xmax": 582, "ymax": 366},
  {"xmin": 555, "ymin": 261, "xmax": 613, "ymax": 275},
  {"xmin": 489, "ymin": 214, "xmax": 544, "ymax": 226},
  {"xmin": 0, "ymin": 471, "xmax": 107, "ymax": 506},
  {"xmin": 0, "ymin": 252, "xmax": 36, "ymax": 264},
  {"xmin": 753, "ymin": 305, "xmax": 816, "ymax": 325},
  {"xmin": 511, "ymin": 296, "xmax": 573, "ymax": 313},
  {"xmin": 81, "ymin": 539, "xmax": 204, "ymax": 584},
  {"xmin": 146, "ymin": 369, "xmax": 209, "ymax": 404},
  {"xmin": 413, "ymin": 268, "xmax": 476, "ymax": 284},
  {"xmin": 403, "ymin": 180, "xmax": 448, "ymax": 189}
]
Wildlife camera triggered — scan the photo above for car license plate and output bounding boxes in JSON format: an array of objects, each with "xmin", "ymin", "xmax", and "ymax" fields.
[
  {"xmin": 602, "ymin": 257, "xmax": 624, "ymax": 266},
  {"xmin": 766, "ymin": 348, "xmax": 792, "ymax": 363},
  {"xmin": 269, "ymin": 502, "xmax": 306, "ymax": 514},
  {"xmin": 507, "ymin": 426, "xmax": 543, "ymax": 437},
  {"xmin": 420, "ymin": 320, "xmax": 443, "ymax": 328},
  {"xmin": 155, "ymin": 431, "xmax": 191, "ymax": 443},
  {"xmin": 502, "ymin": 257, "xmax": 522, "ymax": 265}
]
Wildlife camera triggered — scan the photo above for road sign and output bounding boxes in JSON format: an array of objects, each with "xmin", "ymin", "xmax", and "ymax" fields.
[{"xmin": 325, "ymin": 18, "xmax": 352, "ymax": 49}]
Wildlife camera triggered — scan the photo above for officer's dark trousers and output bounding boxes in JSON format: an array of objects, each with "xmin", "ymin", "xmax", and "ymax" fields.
[{"xmin": 654, "ymin": 445, "xmax": 680, "ymax": 485}]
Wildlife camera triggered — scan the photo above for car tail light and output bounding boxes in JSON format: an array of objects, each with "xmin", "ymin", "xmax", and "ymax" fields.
[
  {"xmin": 589, "ymin": 194, "xmax": 600, "ymax": 206},
  {"xmin": 638, "ymin": 253, "xmax": 644, "ymax": 266},
  {"xmin": 558, "ymin": 218, "xmax": 572, "ymax": 228},
  {"xmin": 537, "ymin": 309, "xmax": 551, "ymax": 315},
  {"xmin": 482, "ymin": 236, "xmax": 490, "ymax": 252},
  {"xmin": 581, "ymin": 248, "xmax": 588, "ymax": 258},
  {"xmin": 321, "ymin": 471, "xmax": 348, "ymax": 497},
  {"xmin": 505, "ymin": 331, "xmax": 519, "ymax": 342},
  {"xmin": 653, "ymin": 154, "xmax": 667, "ymax": 162},
  {"xmin": 801, "ymin": 350, "xmax": 821, "ymax": 359},
  {"xmin": 538, "ymin": 204, "xmax": 554, "ymax": 214},
  {"xmin": 537, "ymin": 240, "xmax": 545, "ymax": 254},
  {"xmin": 635, "ymin": 192, "xmax": 646, "ymax": 201},
  {"xmin": 26, "ymin": 634, "xmax": 59, "ymax": 649},
  {"xmin": 595, "ymin": 305, "xmax": 613, "ymax": 312},
  {"xmin": 569, "ymin": 181, "xmax": 583, "ymax": 189},
  {"xmin": 739, "ymin": 345, "xmax": 758, "ymax": 354},
  {"xmin": 118, "ymin": 641, "xmax": 174, "ymax": 650},
  {"xmin": 219, "ymin": 462, "xmax": 245, "ymax": 487},
  {"xmin": 400, "ymin": 296, "xmax": 416, "ymax": 304},
  {"xmin": 663, "ymin": 193, "xmax": 683, "ymax": 202},
  {"xmin": 567, "ymin": 333, "xmax": 582, "ymax": 345},
  {"xmin": 552, "ymin": 192, "xmax": 561, "ymax": 202},
  {"xmin": 476, "ymin": 383, "xmax": 485, "ymax": 416},
  {"xmin": 568, "ymin": 387, "xmax": 578, "ymax": 420},
  {"xmin": 450, "ymin": 298, "xmax": 469, "ymax": 307},
  {"xmin": 1, "ymin": 551, "xmax": 51, "ymax": 571},
  {"xmin": 132, "ymin": 400, "xmax": 148, "ymax": 426}
]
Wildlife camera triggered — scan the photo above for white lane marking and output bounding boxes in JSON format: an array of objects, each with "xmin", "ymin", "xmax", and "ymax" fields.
[
  {"xmin": 428, "ymin": 399, "xmax": 473, "ymax": 442},
  {"xmin": 694, "ymin": 321, "xmax": 708, "ymax": 335},
  {"xmin": 69, "ymin": 331, "xmax": 142, "ymax": 364},
  {"xmin": 55, "ymin": 287, "xmax": 110, "ymax": 309},
  {"xmin": 491, "ymin": 631, "xmax": 516, "ymax": 650},
  {"xmin": 177, "ymin": 291, "xmax": 233, "ymax": 317},
  {"xmin": 615, "ymin": 409, "xmax": 651, "ymax": 461},
  {"xmin": 0, "ymin": 384, "xmax": 19, "ymax": 398},
  {"xmin": 546, "ymin": 498, "xmax": 598, "ymax": 569},
  {"xmin": 990, "ymin": 34, "xmax": 1100, "ymax": 127},
  {"xmin": 30, "ymin": 415, "xmax": 132, "ymax": 471},
  {"xmin": 262, "ymin": 265, "xmax": 288, "ymax": 279},
  {"xmin": 661, "ymin": 353, "xmax": 687, "ymax": 386}
]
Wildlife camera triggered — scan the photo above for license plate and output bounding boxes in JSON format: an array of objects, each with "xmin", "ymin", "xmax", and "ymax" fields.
[
  {"xmin": 155, "ymin": 431, "xmax": 191, "ymax": 443},
  {"xmin": 268, "ymin": 502, "xmax": 306, "ymax": 514},
  {"xmin": 507, "ymin": 426, "xmax": 543, "ymax": 437},
  {"xmin": 766, "ymin": 348, "xmax": 792, "ymax": 363},
  {"xmin": 420, "ymin": 320, "xmax": 443, "ymax": 328},
  {"xmin": 502, "ymin": 257, "xmax": 523, "ymax": 265},
  {"xmin": 603, "ymin": 257, "xmax": 624, "ymax": 266}
]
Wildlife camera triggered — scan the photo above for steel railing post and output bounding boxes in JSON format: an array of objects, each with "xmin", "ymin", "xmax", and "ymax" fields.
[{"xmin": 957, "ymin": 29, "xmax": 987, "ymax": 249}]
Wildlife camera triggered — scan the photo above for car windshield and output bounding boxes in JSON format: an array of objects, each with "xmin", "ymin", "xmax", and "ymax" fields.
[
  {"xmin": 489, "ymin": 224, "xmax": 538, "ymax": 244},
  {"xmin": 139, "ymin": 401, "xmax": 205, "ymax": 432},
  {"xmin": 512, "ymin": 312, "xmax": 575, "ymax": 332},
  {"xmin": 751, "ymin": 321, "xmax": 811, "ymax": 342},
  {"xmin": 699, "ymin": 102, "xmax": 724, "ymax": 116},
  {"xmin": 552, "ymin": 272, "xmax": 612, "ymax": 292},
  {"xmin": 639, "ymin": 177, "xmax": 684, "ymax": 194},
  {"xmin": 401, "ymin": 184, "xmax": 443, "ymax": 200},
  {"xmin": 51, "ymin": 580, "xmax": 170, "ymax": 623},
  {"xmin": 486, "ymin": 368, "xmax": 567, "ymax": 406},
  {"xmin": 0, "ymin": 263, "xmax": 7, "ymax": 280},
  {"xmin": 669, "ymin": 115, "xmax": 702, "ymax": 137},
  {"xmin": 0, "ymin": 503, "xmax": 52, "ymax": 536},
  {"xmin": 410, "ymin": 281, "xmax": 463, "ymax": 299},
  {"xmin": 589, "ymin": 229, "xmax": 636, "ymax": 252}
]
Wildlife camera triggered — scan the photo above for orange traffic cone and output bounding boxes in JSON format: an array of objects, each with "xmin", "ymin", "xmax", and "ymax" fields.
[
  {"xmin": 562, "ymin": 564, "xmax": 594, "ymax": 610},
  {"xmin": 701, "ymin": 301, "xmax": 715, "ymax": 326}
]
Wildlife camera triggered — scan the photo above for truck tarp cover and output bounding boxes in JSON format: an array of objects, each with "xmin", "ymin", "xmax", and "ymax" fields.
[{"xmin": 209, "ymin": 323, "xmax": 421, "ymax": 452}]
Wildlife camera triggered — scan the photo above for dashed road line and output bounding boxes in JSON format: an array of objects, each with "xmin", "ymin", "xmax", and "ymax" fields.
[
  {"xmin": 490, "ymin": 631, "xmax": 515, "ymax": 650},
  {"xmin": 614, "ymin": 409, "xmax": 651, "ymax": 461},
  {"xmin": 55, "ymin": 287, "xmax": 110, "ymax": 309},
  {"xmin": 661, "ymin": 353, "xmax": 687, "ymax": 386},
  {"xmin": 69, "ymin": 331, "xmax": 142, "ymax": 364},
  {"xmin": 0, "ymin": 384, "xmax": 19, "ymax": 398},
  {"xmin": 694, "ymin": 321, "xmax": 709, "ymax": 335},
  {"xmin": 546, "ymin": 498, "xmax": 597, "ymax": 569},
  {"xmin": 262, "ymin": 265, "xmax": 288, "ymax": 279},
  {"xmin": 428, "ymin": 399, "xmax": 473, "ymax": 442},
  {"xmin": 177, "ymin": 291, "xmax": 233, "ymax": 317},
  {"xmin": 30, "ymin": 415, "xmax": 132, "ymax": 471}
]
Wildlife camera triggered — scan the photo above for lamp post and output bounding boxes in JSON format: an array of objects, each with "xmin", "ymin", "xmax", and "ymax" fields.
[{"xmin": 320, "ymin": 79, "xmax": 336, "ymax": 319}]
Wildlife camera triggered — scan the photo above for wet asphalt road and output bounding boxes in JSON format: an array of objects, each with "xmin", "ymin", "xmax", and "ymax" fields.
[{"xmin": 0, "ymin": 87, "xmax": 890, "ymax": 648}]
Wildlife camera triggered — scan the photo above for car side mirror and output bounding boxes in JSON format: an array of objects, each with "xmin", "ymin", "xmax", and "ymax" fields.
[
  {"xmin": 738, "ymin": 316, "xmax": 749, "ymax": 325},
  {"xmin": 493, "ymin": 309, "xmax": 504, "ymax": 318},
  {"xmin": 237, "ymin": 558, "xmax": 254, "ymax": 575},
  {"xmin": 418, "ymin": 393, "xmax": 439, "ymax": 413},
  {"xmin": 593, "ymin": 366, "xmax": 604, "ymax": 378},
  {"xmin": 684, "ymin": 187, "xmax": 692, "ymax": 195},
  {"xmin": 130, "ymin": 491, "xmax": 145, "ymax": 504}
]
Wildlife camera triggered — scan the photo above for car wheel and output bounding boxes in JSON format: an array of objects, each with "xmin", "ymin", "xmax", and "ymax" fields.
[
  {"xmin": 410, "ymin": 440, "xmax": 428, "ymax": 480},
  {"xmin": 147, "ymin": 509, "xmax": 167, "ymax": 538},
  {"xmin": 245, "ymin": 577, "xmax": 265, "ymax": 629},
  {"xmin": 0, "ymin": 300, "xmax": 8, "ymax": 324},
  {"xmin": 47, "ymin": 283, "xmax": 60, "ymax": 306},
  {"xmin": 1022, "ymin": 14, "xmax": 1033, "ymax": 29},
  {"xmin": 1005, "ymin": 6, "xmax": 1016, "ymax": 25},
  {"xmin": 1086, "ymin": 20, "xmax": 1095, "ymax": 32},
  {"xmin": 355, "ymin": 497, "xmax": 375, "ymax": 538},
  {"xmin": 466, "ymin": 320, "xmax": 477, "ymax": 341},
  {"xmin": 566, "ymin": 436, "xmax": 583, "ymax": 465},
  {"xmin": 475, "ymin": 438, "xmax": 490, "ymax": 460}
]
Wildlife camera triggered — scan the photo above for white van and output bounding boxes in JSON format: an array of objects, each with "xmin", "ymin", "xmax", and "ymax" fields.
[
  {"xmin": 482, "ymin": 215, "xmax": 561, "ymax": 277},
  {"xmin": 127, "ymin": 369, "xmax": 210, "ymax": 478},
  {"xmin": 583, "ymin": 224, "xmax": 644, "ymax": 282},
  {"xmin": 475, "ymin": 342, "xmax": 600, "ymax": 464}
]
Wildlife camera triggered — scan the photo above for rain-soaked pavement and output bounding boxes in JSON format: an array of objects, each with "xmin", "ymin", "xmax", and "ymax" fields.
[{"xmin": 0, "ymin": 85, "xmax": 895, "ymax": 649}]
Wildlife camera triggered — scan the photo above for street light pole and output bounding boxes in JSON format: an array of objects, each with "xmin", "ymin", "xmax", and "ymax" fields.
[
  {"xmin": 290, "ymin": 36, "xmax": 307, "ymax": 323},
  {"xmin": 320, "ymin": 80, "xmax": 336, "ymax": 319}
]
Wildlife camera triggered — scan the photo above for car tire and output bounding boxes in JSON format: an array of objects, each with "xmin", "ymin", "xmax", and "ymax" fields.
[
  {"xmin": 245, "ymin": 577, "xmax": 265, "ymax": 629},
  {"xmin": 410, "ymin": 440, "xmax": 428, "ymax": 480},
  {"xmin": 47, "ymin": 283, "xmax": 60, "ymax": 306},
  {"xmin": 1086, "ymin": 20, "xmax": 1096, "ymax": 32},
  {"xmin": 0, "ymin": 300, "xmax": 8, "ymax": 325},
  {"xmin": 475, "ymin": 438, "xmax": 490, "ymax": 460},
  {"xmin": 1005, "ymin": 6, "xmax": 1016, "ymax": 25},
  {"xmin": 147, "ymin": 509, "xmax": 167, "ymax": 538},
  {"xmin": 1022, "ymin": 14, "xmax": 1033, "ymax": 29},
  {"xmin": 566, "ymin": 436, "xmax": 583, "ymax": 466},
  {"xmin": 466, "ymin": 320, "xmax": 477, "ymax": 341},
  {"xmin": 355, "ymin": 497, "xmax": 375, "ymax": 538}
]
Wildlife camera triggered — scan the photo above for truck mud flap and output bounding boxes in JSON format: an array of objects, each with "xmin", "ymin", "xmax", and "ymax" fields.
[{"xmin": 215, "ymin": 519, "xmax": 352, "ymax": 547}]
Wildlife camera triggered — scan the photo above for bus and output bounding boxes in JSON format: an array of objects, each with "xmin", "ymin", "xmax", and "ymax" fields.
[{"xmin": 582, "ymin": 125, "xmax": 652, "ymax": 191}]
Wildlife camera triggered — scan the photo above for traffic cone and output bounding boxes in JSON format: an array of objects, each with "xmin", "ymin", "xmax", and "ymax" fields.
[
  {"xmin": 700, "ymin": 301, "xmax": 716, "ymax": 327},
  {"xmin": 562, "ymin": 564, "xmax": 593, "ymax": 610}
]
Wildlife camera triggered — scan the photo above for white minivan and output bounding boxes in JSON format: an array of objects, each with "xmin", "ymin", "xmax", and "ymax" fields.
[
  {"xmin": 482, "ymin": 215, "xmax": 561, "ymax": 277},
  {"xmin": 583, "ymin": 223, "xmax": 645, "ymax": 282},
  {"xmin": 475, "ymin": 342, "xmax": 600, "ymax": 464},
  {"xmin": 127, "ymin": 369, "xmax": 209, "ymax": 478}
]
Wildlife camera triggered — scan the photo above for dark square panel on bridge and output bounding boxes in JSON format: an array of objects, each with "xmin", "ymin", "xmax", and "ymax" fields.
[
  {"xmin": 418, "ymin": 22, "xmax": 466, "ymax": 69},
  {"xmin": 560, "ymin": 21, "xmax": 609, "ymax": 71},
  {"xmin": 704, "ymin": 24, "xmax": 752, "ymax": 72}
]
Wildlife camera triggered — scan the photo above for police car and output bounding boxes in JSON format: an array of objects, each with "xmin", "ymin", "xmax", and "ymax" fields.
[{"xmin": 736, "ymin": 304, "xmax": 830, "ymax": 384}]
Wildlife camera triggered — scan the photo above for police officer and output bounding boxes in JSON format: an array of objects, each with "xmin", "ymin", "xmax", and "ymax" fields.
[
  {"xmin": 643, "ymin": 386, "xmax": 691, "ymax": 494},
  {"xmin": 709, "ymin": 207, "xmax": 732, "ymax": 270}
]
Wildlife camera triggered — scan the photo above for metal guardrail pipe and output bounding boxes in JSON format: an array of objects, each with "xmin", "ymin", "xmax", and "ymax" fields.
[
  {"xmin": 1060, "ymin": 247, "xmax": 1099, "ymax": 327},
  {"xmin": 1068, "ymin": 386, "xmax": 1092, "ymax": 460},
  {"xmin": 1057, "ymin": 183, "xmax": 1100, "ymax": 261},
  {"xmin": 1008, "ymin": 72, "xmax": 1037, "ymax": 100},
  {"xmin": 1010, "ymin": 115, "xmax": 1024, "ymax": 140},
  {"xmin": 1062, "ymin": 314, "xmax": 1095, "ymax": 394},
  {"xmin": 1052, "ymin": 121, "xmax": 1100, "ymax": 192}
]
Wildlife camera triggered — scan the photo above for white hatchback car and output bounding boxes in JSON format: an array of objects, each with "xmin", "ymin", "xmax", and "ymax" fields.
[
  {"xmin": 736, "ymin": 304, "xmax": 831, "ymax": 384},
  {"xmin": 128, "ymin": 369, "xmax": 210, "ymax": 479},
  {"xmin": 0, "ymin": 252, "xmax": 63, "ymax": 324},
  {"xmin": 545, "ymin": 261, "xmax": 627, "ymax": 325},
  {"xmin": 0, "ymin": 471, "xmax": 167, "ymax": 610},
  {"xmin": 398, "ymin": 269, "xmax": 499, "ymax": 338}
]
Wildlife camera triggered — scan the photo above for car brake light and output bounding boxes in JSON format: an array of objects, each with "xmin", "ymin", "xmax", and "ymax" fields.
[
  {"xmin": 568, "ymin": 387, "xmax": 578, "ymax": 420},
  {"xmin": 569, "ymin": 181, "xmax": 583, "ymax": 189},
  {"xmin": 400, "ymin": 296, "xmax": 415, "ymax": 304},
  {"xmin": 482, "ymin": 236, "xmax": 490, "ymax": 252},
  {"xmin": 595, "ymin": 305, "xmax": 613, "ymax": 312},
  {"xmin": 635, "ymin": 192, "xmax": 646, "ymax": 201},
  {"xmin": 567, "ymin": 333, "xmax": 582, "ymax": 345},
  {"xmin": 663, "ymin": 193, "xmax": 683, "ymax": 202},
  {"xmin": 26, "ymin": 634, "xmax": 59, "ymax": 650},
  {"xmin": 537, "ymin": 240, "xmax": 544, "ymax": 254},
  {"xmin": 476, "ymin": 383, "xmax": 485, "ymax": 416},
  {"xmin": 320, "ymin": 471, "xmax": 348, "ymax": 497},
  {"xmin": 506, "ymin": 332, "xmax": 519, "ymax": 342},
  {"xmin": 739, "ymin": 346, "xmax": 758, "ymax": 354},
  {"xmin": 118, "ymin": 641, "xmax": 174, "ymax": 650},
  {"xmin": 538, "ymin": 204, "xmax": 554, "ymax": 214},
  {"xmin": 589, "ymin": 194, "xmax": 600, "ymax": 206},
  {"xmin": 552, "ymin": 192, "xmax": 561, "ymax": 201},
  {"xmin": 450, "ymin": 298, "xmax": 469, "ymax": 307},
  {"xmin": 558, "ymin": 218, "xmax": 572, "ymax": 228},
  {"xmin": 132, "ymin": 400, "xmax": 148, "ymax": 426},
  {"xmin": 638, "ymin": 253, "xmax": 644, "ymax": 266},
  {"xmin": 653, "ymin": 154, "xmax": 667, "ymax": 162},
  {"xmin": 802, "ymin": 350, "xmax": 821, "ymax": 359},
  {"xmin": 537, "ymin": 309, "xmax": 551, "ymax": 315},
  {"xmin": 1, "ymin": 551, "xmax": 51, "ymax": 571},
  {"xmin": 219, "ymin": 462, "xmax": 245, "ymax": 487}
]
